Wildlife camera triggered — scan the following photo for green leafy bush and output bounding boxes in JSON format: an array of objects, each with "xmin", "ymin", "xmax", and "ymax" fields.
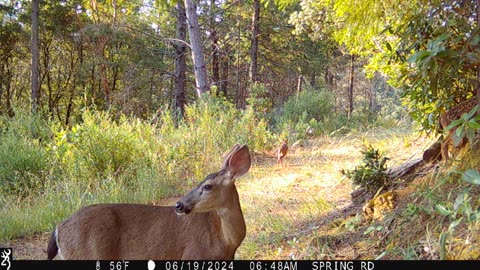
[
  {"xmin": 281, "ymin": 88, "xmax": 335, "ymax": 124},
  {"xmin": 341, "ymin": 144, "xmax": 390, "ymax": 194},
  {"xmin": 277, "ymin": 88, "xmax": 335, "ymax": 140},
  {"xmin": 50, "ymin": 111, "xmax": 157, "ymax": 189},
  {"xmin": 0, "ymin": 134, "xmax": 48, "ymax": 196},
  {"xmin": 446, "ymin": 105, "xmax": 480, "ymax": 147},
  {"xmin": 0, "ymin": 113, "xmax": 50, "ymax": 196},
  {"xmin": 246, "ymin": 83, "xmax": 273, "ymax": 120}
]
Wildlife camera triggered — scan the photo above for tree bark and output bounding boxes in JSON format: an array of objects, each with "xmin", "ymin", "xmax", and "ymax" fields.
[
  {"xmin": 220, "ymin": 49, "xmax": 229, "ymax": 97},
  {"xmin": 297, "ymin": 75, "xmax": 303, "ymax": 94},
  {"xmin": 348, "ymin": 54, "xmax": 355, "ymax": 118},
  {"xmin": 185, "ymin": 0, "xmax": 209, "ymax": 97},
  {"xmin": 31, "ymin": 0, "xmax": 40, "ymax": 113},
  {"xmin": 174, "ymin": 1, "xmax": 187, "ymax": 120},
  {"xmin": 210, "ymin": 0, "xmax": 220, "ymax": 94},
  {"xmin": 477, "ymin": 0, "xmax": 480, "ymax": 110},
  {"xmin": 249, "ymin": 0, "xmax": 260, "ymax": 83}
]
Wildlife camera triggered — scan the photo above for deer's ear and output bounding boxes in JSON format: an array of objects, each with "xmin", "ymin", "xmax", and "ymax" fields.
[
  {"xmin": 225, "ymin": 145, "xmax": 251, "ymax": 179},
  {"xmin": 222, "ymin": 144, "xmax": 241, "ymax": 169}
]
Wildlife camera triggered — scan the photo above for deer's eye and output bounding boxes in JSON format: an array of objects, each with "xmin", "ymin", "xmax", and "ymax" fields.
[{"xmin": 203, "ymin": 184, "xmax": 213, "ymax": 191}]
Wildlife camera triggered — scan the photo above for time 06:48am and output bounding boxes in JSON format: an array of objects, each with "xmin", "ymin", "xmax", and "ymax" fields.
[{"xmin": 249, "ymin": 261, "xmax": 298, "ymax": 270}]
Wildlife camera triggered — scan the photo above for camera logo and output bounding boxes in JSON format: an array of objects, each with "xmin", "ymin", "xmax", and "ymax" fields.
[{"xmin": 0, "ymin": 248, "xmax": 11, "ymax": 270}]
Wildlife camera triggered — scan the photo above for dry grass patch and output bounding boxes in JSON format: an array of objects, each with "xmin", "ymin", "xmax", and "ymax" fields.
[{"xmin": 236, "ymin": 128, "xmax": 432, "ymax": 259}]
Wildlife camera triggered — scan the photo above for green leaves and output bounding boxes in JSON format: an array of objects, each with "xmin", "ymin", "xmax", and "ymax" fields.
[
  {"xmin": 364, "ymin": 224, "xmax": 384, "ymax": 235},
  {"xmin": 462, "ymin": 169, "xmax": 480, "ymax": 185},
  {"xmin": 439, "ymin": 231, "xmax": 447, "ymax": 260},
  {"xmin": 435, "ymin": 204, "xmax": 453, "ymax": 216},
  {"xmin": 446, "ymin": 105, "xmax": 480, "ymax": 147},
  {"xmin": 341, "ymin": 144, "xmax": 390, "ymax": 194},
  {"xmin": 407, "ymin": 34, "xmax": 448, "ymax": 64},
  {"xmin": 407, "ymin": 50, "xmax": 430, "ymax": 63},
  {"xmin": 394, "ymin": 1, "xmax": 480, "ymax": 134}
]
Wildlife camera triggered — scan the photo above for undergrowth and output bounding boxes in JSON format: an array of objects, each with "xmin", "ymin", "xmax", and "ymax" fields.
[
  {"xmin": 345, "ymin": 142, "xmax": 480, "ymax": 260},
  {"xmin": 0, "ymin": 95, "xmax": 275, "ymax": 241},
  {"xmin": 382, "ymin": 147, "xmax": 480, "ymax": 260}
]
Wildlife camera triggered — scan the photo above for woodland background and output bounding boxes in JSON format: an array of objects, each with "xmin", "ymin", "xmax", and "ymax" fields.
[{"xmin": 1, "ymin": 0, "xmax": 480, "ymax": 260}]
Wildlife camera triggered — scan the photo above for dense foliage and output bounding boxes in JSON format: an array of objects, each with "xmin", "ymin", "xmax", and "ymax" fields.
[{"xmin": 341, "ymin": 144, "xmax": 390, "ymax": 194}]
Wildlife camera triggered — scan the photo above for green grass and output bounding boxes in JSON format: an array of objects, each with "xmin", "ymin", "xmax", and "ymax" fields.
[{"xmin": 0, "ymin": 172, "xmax": 171, "ymax": 240}]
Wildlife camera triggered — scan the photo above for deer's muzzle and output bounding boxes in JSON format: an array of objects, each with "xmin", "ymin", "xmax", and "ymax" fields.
[{"xmin": 175, "ymin": 201, "xmax": 192, "ymax": 215}]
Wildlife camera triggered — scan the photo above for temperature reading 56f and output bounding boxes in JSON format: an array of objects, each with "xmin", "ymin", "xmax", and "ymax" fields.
[{"xmin": 110, "ymin": 261, "xmax": 129, "ymax": 270}]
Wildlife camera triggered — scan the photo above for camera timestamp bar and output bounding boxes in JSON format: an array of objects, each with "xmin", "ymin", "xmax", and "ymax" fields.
[{"xmin": 10, "ymin": 259, "xmax": 480, "ymax": 270}]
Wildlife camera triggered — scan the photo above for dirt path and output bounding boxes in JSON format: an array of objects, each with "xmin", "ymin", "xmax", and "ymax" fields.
[{"xmin": 5, "ymin": 232, "xmax": 51, "ymax": 260}]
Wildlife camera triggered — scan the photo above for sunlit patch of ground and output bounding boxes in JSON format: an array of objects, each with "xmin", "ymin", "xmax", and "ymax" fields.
[{"xmin": 236, "ymin": 129, "xmax": 434, "ymax": 259}]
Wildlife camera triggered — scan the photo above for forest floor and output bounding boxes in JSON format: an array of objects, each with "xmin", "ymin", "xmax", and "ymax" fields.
[{"xmin": 5, "ymin": 128, "xmax": 436, "ymax": 260}]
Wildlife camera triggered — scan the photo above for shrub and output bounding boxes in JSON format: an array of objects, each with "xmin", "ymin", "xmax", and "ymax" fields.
[
  {"xmin": 341, "ymin": 144, "xmax": 390, "ymax": 194},
  {"xmin": 0, "ymin": 112, "xmax": 50, "ymax": 196},
  {"xmin": 50, "ymin": 111, "xmax": 157, "ymax": 190},
  {"xmin": 0, "ymin": 134, "xmax": 48, "ymax": 196},
  {"xmin": 281, "ymin": 88, "xmax": 335, "ymax": 125},
  {"xmin": 246, "ymin": 83, "xmax": 273, "ymax": 120},
  {"xmin": 277, "ymin": 88, "xmax": 335, "ymax": 140}
]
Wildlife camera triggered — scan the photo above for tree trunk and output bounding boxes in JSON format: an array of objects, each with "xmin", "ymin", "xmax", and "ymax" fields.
[
  {"xmin": 348, "ymin": 54, "xmax": 355, "ymax": 118},
  {"xmin": 185, "ymin": 0, "xmax": 209, "ymax": 97},
  {"xmin": 174, "ymin": 1, "xmax": 187, "ymax": 120},
  {"xmin": 325, "ymin": 63, "xmax": 334, "ymax": 91},
  {"xmin": 249, "ymin": 0, "xmax": 260, "ymax": 83},
  {"xmin": 31, "ymin": 0, "xmax": 40, "ymax": 113},
  {"xmin": 43, "ymin": 45, "xmax": 54, "ymax": 116},
  {"xmin": 1, "ymin": 59, "xmax": 15, "ymax": 117},
  {"xmin": 477, "ymin": 0, "xmax": 480, "ymax": 109},
  {"xmin": 297, "ymin": 75, "xmax": 303, "ymax": 94},
  {"xmin": 220, "ymin": 49, "xmax": 229, "ymax": 97},
  {"xmin": 210, "ymin": 0, "xmax": 220, "ymax": 94},
  {"xmin": 310, "ymin": 72, "xmax": 316, "ymax": 88},
  {"xmin": 211, "ymin": 31, "xmax": 220, "ymax": 93},
  {"xmin": 99, "ymin": 62, "xmax": 110, "ymax": 109}
]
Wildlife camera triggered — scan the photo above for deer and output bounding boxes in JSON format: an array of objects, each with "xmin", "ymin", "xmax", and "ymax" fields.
[
  {"xmin": 46, "ymin": 144, "xmax": 251, "ymax": 260},
  {"xmin": 439, "ymin": 97, "xmax": 478, "ymax": 162},
  {"xmin": 277, "ymin": 139, "xmax": 288, "ymax": 167}
]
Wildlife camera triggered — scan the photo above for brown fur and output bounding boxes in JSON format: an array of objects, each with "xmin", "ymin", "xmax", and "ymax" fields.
[
  {"xmin": 48, "ymin": 144, "xmax": 250, "ymax": 260},
  {"xmin": 277, "ymin": 140, "xmax": 288, "ymax": 166}
]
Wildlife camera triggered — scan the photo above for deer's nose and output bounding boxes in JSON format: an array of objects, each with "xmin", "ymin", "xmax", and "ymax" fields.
[{"xmin": 175, "ymin": 202, "xmax": 184, "ymax": 212}]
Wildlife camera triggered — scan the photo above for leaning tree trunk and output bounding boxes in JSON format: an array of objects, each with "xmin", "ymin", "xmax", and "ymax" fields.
[
  {"xmin": 185, "ymin": 0, "xmax": 209, "ymax": 97},
  {"xmin": 174, "ymin": 1, "xmax": 187, "ymax": 121},
  {"xmin": 31, "ymin": 0, "xmax": 40, "ymax": 113},
  {"xmin": 348, "ymin": 54, "xmax": 355, "ymax": 118}
]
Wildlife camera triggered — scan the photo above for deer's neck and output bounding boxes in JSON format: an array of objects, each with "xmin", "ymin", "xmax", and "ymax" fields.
[{"xmin": 216, "ymin": 186, "xmax": 246, "ymax": 251}]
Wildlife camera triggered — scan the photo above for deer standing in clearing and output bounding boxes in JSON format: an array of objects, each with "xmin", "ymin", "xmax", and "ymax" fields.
[
  {"xmin": 277, "ymin": 140, "xmax": 288, "ymax": 167},
  {"xmin": 47, "ymin": 144, "xmax": 251, "ymax": 260}
]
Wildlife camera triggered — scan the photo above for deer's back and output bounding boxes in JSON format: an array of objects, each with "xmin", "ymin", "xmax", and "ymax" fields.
[{"xmin": 57, "ymin": 204, "xmax": 227, "ymax": 259}]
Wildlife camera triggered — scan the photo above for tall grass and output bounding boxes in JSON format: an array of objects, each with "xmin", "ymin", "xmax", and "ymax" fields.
[{"xmin": 0, "ymin": 95, "xmax": 275, "ymax": 241}]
